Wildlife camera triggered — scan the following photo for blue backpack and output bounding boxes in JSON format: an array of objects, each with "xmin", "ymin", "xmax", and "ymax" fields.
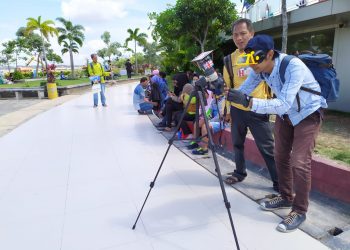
[{"xmin": 280, "ymin": 53, "xmax": 340, "ymax": 106}]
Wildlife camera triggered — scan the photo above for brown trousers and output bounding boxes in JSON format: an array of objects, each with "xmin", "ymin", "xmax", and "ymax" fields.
[{"xmin": 274, "ymin": 111, "xmax": 322, "ymax": 214}]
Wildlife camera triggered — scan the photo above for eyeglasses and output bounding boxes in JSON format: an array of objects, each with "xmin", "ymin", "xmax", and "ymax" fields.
[{"xmin": 236, "ymin": 50, "xmax": 267, "ymax": 66}]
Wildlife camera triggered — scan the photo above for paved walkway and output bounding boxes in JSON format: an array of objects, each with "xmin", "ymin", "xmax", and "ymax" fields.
[{"xmin": 0, "ymin": 82, "xmax": 331, "ymax": 250}]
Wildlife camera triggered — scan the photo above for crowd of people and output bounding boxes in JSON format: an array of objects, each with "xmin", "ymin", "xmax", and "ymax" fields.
[{"xmin": 131, "ymin": 17, "xmax": 327, "ymax": 235}]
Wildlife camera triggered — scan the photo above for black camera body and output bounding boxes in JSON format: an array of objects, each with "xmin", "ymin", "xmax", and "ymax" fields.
[{"xmin": 195, "ymin": 75, "xmax": 224, "ymax": 96}]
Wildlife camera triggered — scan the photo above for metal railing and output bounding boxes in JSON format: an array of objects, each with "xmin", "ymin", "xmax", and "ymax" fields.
[{"xmin": 241, "ymin": 0, "xmax": 324, "ymax": 22}]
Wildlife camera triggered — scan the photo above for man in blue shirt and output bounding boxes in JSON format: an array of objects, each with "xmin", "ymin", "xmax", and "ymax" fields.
[
  {"xmin": 133, "ymin": 77, "xmax": 157, "ymax": 114},
  {"xmin": 228, "ymin": 34, "xmax": 327, "ymax": 233}
]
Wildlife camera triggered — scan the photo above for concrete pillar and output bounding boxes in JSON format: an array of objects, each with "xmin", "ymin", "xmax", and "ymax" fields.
[
  {"xmin": 37, "ymin": 91, "xmax": 45, "ymax": 99},
  {"xmin": 15, "ymin": 91, "xmax": 23, "ymax": 100}
]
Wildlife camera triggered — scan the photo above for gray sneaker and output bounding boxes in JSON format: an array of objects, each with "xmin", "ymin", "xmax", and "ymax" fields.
[
  {"xmin": 260, "ymin": 195, "xmax": 292, "ymax": 211},
  {"xmin": 277, "ymin": 211, "xmax": 306, "ymax": 233}
]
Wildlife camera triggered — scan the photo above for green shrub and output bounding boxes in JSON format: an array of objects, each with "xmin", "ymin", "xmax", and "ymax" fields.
[{"xmin": 13, "ymin": 71, "xmax": 24, "ymax": 80}]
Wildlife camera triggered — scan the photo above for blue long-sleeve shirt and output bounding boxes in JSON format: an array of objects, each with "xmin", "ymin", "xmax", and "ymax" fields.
[{"xmin": 238, "ymin": 53, "xmax": 327, "ymax": 126}]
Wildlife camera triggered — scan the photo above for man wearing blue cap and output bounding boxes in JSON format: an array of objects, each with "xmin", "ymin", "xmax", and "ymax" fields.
[{"xmin": 228, "ymin": 34, "xmax": 327, "ymax": 233}]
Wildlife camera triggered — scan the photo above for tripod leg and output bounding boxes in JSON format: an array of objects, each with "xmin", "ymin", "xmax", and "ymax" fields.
[
  {"xmin": 197, "ymin": 91, "xmax": 240, "ymax": 250},
  {"xmin": 132, "ymin": 92, "xmax": 196, "ymax": 230}
]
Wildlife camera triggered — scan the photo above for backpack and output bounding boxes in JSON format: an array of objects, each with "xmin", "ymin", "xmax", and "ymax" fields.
[
  {"xmin": 150, "ymin": 82, "xmax": 161, "ymax": 103},
  {"xmin": 280, "ymin": 54, "xmax": 340, "ymax": 104}
]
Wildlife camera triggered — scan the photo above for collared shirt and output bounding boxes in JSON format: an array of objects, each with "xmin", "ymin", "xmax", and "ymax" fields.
[
  {"xmin": 88, "ymin": 61, "xmax": 109, "ymax": 83},
  {"xmin": 223, "ymin": 49, "xmax": 271, "ymax": 111},
  {"xmin": 238, "ymin": 53, "xmax": 327, "ymax": 126},
  {"xmin": 133, "ymin": 83, "xmax": 145, "ymax": 110}
]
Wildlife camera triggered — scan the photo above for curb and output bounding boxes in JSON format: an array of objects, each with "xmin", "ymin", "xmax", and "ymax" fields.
[{"xmin": 213, "ymin": 128, "xmax": 350, "ymax": 204}]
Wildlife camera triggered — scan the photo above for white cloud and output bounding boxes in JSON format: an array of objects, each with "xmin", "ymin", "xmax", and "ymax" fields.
[{"xmin": 62, "ymin": 0, "xmax": 128, "ymax": 23}]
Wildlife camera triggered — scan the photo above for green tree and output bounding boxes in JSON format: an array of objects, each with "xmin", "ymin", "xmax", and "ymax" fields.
[
  {"xmin": 1, "ymin": 41, "xmax": 16, "ymax": 72},
  {"xmin": 25, "ymin": 16, "xmax": 58, "ymax": 80},
  {"xmin": 56, "ymin": 17, "xmax": 85, "ymax": 78},
  {"xmin": 149, "ymin": 0, "xmax": 237, "ymax": 71},
  {"xmin": 17, "ymin": 28, "xmax": 47, "ymax": 77},
  {"xmin": 46, "ymin": 49, "xmax": 63, "ymax": 64},
  {"xmin": 143, "ymin": 41, "xmax": 161, "ymax": 67},
  {"xmin": 99, "ymin": 31, "xmax": 122, "ymax": 61},
  {"xmin": 125, "ymin": 28, "xmax": 148, "ymax": 74}
]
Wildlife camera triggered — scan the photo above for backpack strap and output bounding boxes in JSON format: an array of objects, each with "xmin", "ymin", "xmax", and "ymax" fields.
[
  {"xmin": 223, "ymin": 55, "xmax": 234, "ymax": 89},
  {"xmin": 223, "ymin": 54, "xmax": 234, "ymax": 118},
  {"xmin": 279, "ymin": 55, "xmax": 302, "ymax": 112}
]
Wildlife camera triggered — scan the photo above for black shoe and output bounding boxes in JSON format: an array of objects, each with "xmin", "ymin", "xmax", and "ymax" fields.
[
  {"xmin": 155, "ymin": 122, "xmax": 166, "ymax": 127},
  {"xmin": 186, "ymin": 142, "xmax": 199, "ymax": 150},
  {"xmin": 137, "ymin": 110, "xmax": 147, "ymax": 115},
  {"xmin": 277, "ymin": 211, "xmax": 306, "ymax": 233},
  {"xmin": 260, "ymin": 195, "xmax": 292, "ymax": 211}
]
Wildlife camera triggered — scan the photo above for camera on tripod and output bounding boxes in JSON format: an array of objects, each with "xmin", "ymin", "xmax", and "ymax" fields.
[{"xmin": 192, "ymin": 50, "xmax": 224, "ymax": 96}]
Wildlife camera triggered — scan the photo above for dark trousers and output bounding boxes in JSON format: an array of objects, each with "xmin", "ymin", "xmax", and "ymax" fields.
[
  {"xmin": 127, "ymin": 70, "xmax": 131, "ymax": 79},
  {"xmin": 164, "ymin": 99, "xmax": 183, "ymax": 127},
  {"xmin": 274, "ymin": 111, "xmax": 322, "ymax": 214},
  {"xmin": 174, "ymin": 112, "xmax": 195, "ymax": 135},
  {"xmin": 230, "ymin": 106, "xmax": 278, "ymax": 183}
]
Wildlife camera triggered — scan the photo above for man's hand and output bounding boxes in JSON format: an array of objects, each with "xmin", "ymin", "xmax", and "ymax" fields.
[{"xmin": 227, "ymin": 89, "xmax": 251, "ymax": 108}]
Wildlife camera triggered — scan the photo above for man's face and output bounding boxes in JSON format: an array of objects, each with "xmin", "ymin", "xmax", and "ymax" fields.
[
  {"xmin": 232, "ymin": 22, "xmax": 254, "ymax": 51},
  {"xmin": 92, "ymin": 55, "xmax": 98, "ymax": 63},
  {"xmin": 249, "ymin": 50, "xmax": 274, "ymax": 74},
  {"xmin": 141, "ymin": 80, "xmax": 149, "ymax": 87}
]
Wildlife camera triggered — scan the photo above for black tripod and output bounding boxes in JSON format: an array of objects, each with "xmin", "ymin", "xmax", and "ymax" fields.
[{"xmin": 132, "ymin": 86, "xmax": 240, "ymax": 250}]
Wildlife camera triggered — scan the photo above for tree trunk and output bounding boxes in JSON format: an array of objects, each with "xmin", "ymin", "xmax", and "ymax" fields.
[
  {"xmin": 40, "ymin": 34, "xmax": 48, "ymax": 81},
  {"xmin": 281, "ymin": 0, "xmax": 288, "ymax": 53},
  {"xmin": 134, "ymin": 40, "xmax": 137, "ymax": 75},
  {"xmin": 69, "ymin": 48, "xmax": 74, "ymax": 78},
  {"xmin": 36, "ymin": 53, "xmax": 41, "ymax": 79}
]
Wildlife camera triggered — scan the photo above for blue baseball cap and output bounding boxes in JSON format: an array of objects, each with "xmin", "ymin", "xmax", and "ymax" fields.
[{"xmin": 245, "ymin": 34, "xmax": 275, "ymax": 53}]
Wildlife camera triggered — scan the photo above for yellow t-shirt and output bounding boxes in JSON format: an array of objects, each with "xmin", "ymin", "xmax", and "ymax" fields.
[{"xmin": 223, "ymin": 49, "xmax": 271, "ymax": 111}]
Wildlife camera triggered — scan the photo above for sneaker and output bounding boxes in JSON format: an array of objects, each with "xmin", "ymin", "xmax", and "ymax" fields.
[
  {"xmin": 192, "ymin": 147, "xmax": 208, "ymax": 155},
  {"xmin": 277, "ymin": 211, "xmax": 306, "ymax": 233},
  {"xmin": 152, "ymin": 109, "xmax": 161, "ymax": 118},
  {"xmin": 187, "ymin": 142, "xmax": 199, "ymax": 150},
  {"xmin": 137, "ymin": 110, "xmax": 147, "ymax": 115},
  {"xmin": 93, "ymin": 105, "xmax": 98, "ymax": 108},
  {"xmin": 102, "ymin": 104, "xmax": 108, "ymax": 107},
  {"xmin": 260, "ymin": 195, "xmax": 292, "ymax": 211}
]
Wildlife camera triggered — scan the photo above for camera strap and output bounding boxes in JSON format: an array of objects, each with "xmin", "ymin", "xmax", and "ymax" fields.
[{"xmin": 223, "ymin": 54, "xmax": 235, "ymax": 120}]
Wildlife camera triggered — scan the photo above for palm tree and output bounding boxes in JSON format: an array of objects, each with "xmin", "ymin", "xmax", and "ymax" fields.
[
  {"xmin": 125, "ymin": 28, "xmax": 147, "ymax": 74},
  {"xmin": 25, "ymin": 16, "xmax": 58, "ymax": 80},
  {"xmin": 100, "ymin": 31, "xmax": 122, "ymax": 61},
  {"xmin": 56, "ymin": 17, "xmax": 85, "ymax": 78}
]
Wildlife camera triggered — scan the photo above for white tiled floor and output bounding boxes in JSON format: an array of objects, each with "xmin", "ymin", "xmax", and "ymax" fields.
[{"xmin": 0, "ymin": 83, "xmax": 329, "ymax": 250}]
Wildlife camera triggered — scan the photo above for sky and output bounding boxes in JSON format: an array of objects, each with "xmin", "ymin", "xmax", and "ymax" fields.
[{"xmin": 0, "ymin": 0, "xmax": 242, "ymax": 66}]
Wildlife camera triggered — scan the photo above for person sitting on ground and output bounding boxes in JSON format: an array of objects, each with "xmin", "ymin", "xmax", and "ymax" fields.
[
  {"xmin": 59, "ymin": 71, "xmax": 67, "ymax": 80},
  {"xmin": 133, "ymin": 77, "xmax": 158, "ymax": 114},
  {"xmin": 172, "ymin": 83, "xmax": 196, "ymax": 136},
  {"xmin": 156, "ymin": 72, "xmax": 189, "ymax": 128},
  {"xmin": 151, "ymin": 70, "xmax": 169, "ymax": 108},
  {"xmin": 188, "ymin": 94, "xmax": 230, "ymax": 155}
]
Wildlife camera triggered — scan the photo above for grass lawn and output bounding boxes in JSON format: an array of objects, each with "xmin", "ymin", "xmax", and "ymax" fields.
[
  {"xmin": 0, "ymin": 75, "xmax": 136, "ymax": 89},
  {"xmin": 315, "ymin": 110, "xmax": 350, "ymax": 166},
  {"xmin": 0, "ymin": 78, "xmax": 90, "ymax": 88}
]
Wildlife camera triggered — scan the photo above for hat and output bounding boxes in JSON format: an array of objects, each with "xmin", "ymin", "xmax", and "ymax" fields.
[
  {"xmin": 245, "ymin": 34, "xmax": 274, "ymax": 53},
  {"xmin": 152, "ymin": 69, "xmax": 159, "ymax": 75},
  {"xmin": 182, "ymin": 83, "xmax": 194, "ymax": 95}
]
